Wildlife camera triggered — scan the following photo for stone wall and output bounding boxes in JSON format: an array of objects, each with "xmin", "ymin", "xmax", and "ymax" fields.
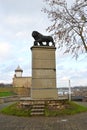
[
  {"xmin": 13, "ymin": 77, "xmax": 32, "ymax": 88},
  {"xmin": 0, "ymin": 87, "xmax": 31, "ymax": 97}
]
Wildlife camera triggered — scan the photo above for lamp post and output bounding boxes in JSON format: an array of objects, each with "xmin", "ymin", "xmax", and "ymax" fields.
[{"xmin": 69, "ymin": 80, "xmax": 71, "ymax": 101}]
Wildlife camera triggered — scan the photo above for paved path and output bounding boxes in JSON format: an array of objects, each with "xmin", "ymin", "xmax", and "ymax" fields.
[
  {"xmin": 0, "ymin": 102, "xmax": 87, "ymax": 130},
  {"xmin": 0, "ymin": 112, "xmax": 87, "ymax": 130}
]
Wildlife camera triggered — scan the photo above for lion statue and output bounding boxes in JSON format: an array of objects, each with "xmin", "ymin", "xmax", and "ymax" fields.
[{"xmin": 32, "ymin": 31, "xmax": 55, "ymax": 46}]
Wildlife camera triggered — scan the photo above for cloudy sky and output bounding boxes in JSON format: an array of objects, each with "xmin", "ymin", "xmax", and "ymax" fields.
[{"xmin": 0, "ymin": 0, "xmax": 87, "ymax": 87}]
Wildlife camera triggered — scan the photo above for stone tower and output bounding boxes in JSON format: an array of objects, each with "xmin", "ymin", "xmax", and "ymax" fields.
[{"xmin": 15, "ymin": 65, "xmax": 23, "ymax": 77}]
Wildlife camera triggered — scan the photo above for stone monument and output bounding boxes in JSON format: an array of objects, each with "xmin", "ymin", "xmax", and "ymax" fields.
[{"xmin": 31, "ymin": 31, "xmax": 58, "ymax": 99}]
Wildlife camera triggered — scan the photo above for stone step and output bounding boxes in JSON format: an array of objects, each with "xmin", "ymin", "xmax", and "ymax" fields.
[
  {"xmin": 31, "ymin": 109, "xmax": 44, "ymax": 112},
  {"xmin": 32, "ymin": 102, "xmax": 45, "ymax": 105},
  {"xmin": 31, "ymin": 112, "xmax": 44, "ymax": 116},
  {"xmin": 31, "ymin": 103, "xmax": 45, "ymax": 116},
  {"xmin": 33, "ymin": 105, "xmax": 45, "ymax": 108}
]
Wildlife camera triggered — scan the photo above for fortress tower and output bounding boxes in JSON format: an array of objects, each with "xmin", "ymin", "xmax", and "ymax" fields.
[{"xmin": 15, "ymin": 65, "xmax": 23, "ymax": 77}]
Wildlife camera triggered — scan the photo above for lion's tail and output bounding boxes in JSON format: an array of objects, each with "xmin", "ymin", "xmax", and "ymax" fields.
[{"xmin": 52, "ymin": 40, "xmax": 55, "ymax": 47}]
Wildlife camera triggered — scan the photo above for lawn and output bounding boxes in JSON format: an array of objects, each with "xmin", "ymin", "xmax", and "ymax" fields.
[
  {"xmin": 45, "ymin": 101, "xmax": 87, "ymax": 116},
  {"xmin": 1, "ymin": 102, "xmax": 31, "ymax": 117},
  {"xmin": 0, "ymin": 92, "xmax": 15, "ymax": 97}
]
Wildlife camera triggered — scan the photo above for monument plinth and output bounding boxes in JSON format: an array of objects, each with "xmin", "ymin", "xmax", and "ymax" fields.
[{"xmin": 31, "ymin": 46, "xmax": 58, "ymax": 99}]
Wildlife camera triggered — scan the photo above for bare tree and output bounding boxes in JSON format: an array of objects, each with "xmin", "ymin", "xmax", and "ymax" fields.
[{"xmin": 43, "ymin": 0, "xmax": 87, "ymax": 58}]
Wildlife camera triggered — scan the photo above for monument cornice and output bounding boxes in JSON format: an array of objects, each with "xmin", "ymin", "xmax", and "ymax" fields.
[{"xmin": 31, "ymin": 45, "xmax": 56, "ymax": 50}]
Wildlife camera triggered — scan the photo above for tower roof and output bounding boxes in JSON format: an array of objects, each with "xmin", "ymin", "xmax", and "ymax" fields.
[{"xmin": 15, "ymin": 65, "xmax": 23, "ymax": 72}]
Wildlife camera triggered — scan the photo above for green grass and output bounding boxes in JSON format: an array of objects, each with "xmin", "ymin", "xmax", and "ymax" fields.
[
  {"xmin": 45, "ymin": 102, "xmax": 87, "ymax": 116},
  {"xmin": 1, "ymin": 103, "xmax": 31, "ymax": 117},
  {"xmin": 0, "ymin": 92, "xmax": 15, "ymax": 97},
  {"xmin": 1, "ymin": 101, "xmax": 87, "ymax": 117}
]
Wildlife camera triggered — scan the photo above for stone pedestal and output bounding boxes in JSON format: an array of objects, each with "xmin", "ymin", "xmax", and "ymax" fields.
[{"xmin": 31, "ymin": 46, "xmax": 58, "ymax": 99}]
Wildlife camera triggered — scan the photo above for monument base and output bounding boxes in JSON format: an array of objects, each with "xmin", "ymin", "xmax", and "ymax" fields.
[
  {"xmin": 20, "ymin": 98, "xmax": 68, "ymax": 116},
  {"xmin": 31, "ymin": 46, "xmax": 58, "ymax": 99},
  {"xmin": 31, "ymin": 89, "xmax": 58, "ymax": 99}
]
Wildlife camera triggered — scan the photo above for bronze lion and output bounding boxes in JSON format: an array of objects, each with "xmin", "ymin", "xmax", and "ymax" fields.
[{"xmin": 32, "ymin": 31, "xmax": 55, "ymax": 46}]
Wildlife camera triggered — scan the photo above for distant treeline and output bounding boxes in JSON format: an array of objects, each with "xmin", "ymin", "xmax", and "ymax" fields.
[{"xmin": 0, "ymin": 83, "xmax": 12, "ymax": 87}]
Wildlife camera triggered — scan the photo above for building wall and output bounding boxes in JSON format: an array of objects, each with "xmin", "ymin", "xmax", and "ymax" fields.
[{"xmin": 13, "ymin": 77, "xmax": 32, "ymax": 88}]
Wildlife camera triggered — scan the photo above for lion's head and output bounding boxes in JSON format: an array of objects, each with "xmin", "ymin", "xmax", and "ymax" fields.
[{"xmin": 32, "ymin": 31, "xmax": 42, "ymax": 40}]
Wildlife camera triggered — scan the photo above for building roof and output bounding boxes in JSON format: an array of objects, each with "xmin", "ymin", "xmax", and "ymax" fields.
[{"xmin": 15, "ymin": 65, "xmax": 23, "ymax": 72}]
